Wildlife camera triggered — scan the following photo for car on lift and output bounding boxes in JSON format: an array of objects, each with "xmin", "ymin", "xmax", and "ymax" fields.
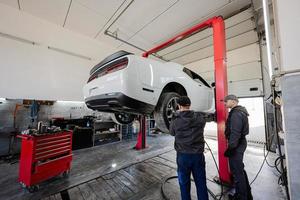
[{"xmin": 83, "ymin": 51, "xmax": 214, "ymax": 133}]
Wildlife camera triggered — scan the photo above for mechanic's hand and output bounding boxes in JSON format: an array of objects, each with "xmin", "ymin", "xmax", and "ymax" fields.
[{"xmin": 224, "ymin": 148, "xmax": 234, "ymax": 157}]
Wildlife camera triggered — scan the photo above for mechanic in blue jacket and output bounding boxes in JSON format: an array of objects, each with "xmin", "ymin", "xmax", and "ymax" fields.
[
  {"xmin": 224, "ymin": 94, "xmax": 253, "ymax": 200},
  {"xmin": 170, "ymin": 96, "xmax": 208, "ymax": 200}
]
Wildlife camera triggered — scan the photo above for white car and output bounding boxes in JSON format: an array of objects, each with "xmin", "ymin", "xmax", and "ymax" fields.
[{"xmin": 83, "ymin": 51, "xmax": 215, "ymax": 133}]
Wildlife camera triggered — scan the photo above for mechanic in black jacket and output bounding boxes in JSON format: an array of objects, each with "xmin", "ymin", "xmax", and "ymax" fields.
[
  {"xmin": 224, "ymin": 94, "xmax": 253, "ymax": 200},
  {"xmin": 170, "ymin": 96, "xmax": 208, "ymax": 200}
]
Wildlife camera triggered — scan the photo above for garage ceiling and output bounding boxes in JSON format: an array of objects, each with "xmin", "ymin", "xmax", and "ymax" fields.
[{"xmin": 0, "ymin": 0, "xmax": 252, "ymax": 54}]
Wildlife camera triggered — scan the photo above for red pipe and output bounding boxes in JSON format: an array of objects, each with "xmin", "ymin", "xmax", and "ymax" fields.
[{"xmin": 142, "ymin": 16, "xmax": 231, "ymax": 184}]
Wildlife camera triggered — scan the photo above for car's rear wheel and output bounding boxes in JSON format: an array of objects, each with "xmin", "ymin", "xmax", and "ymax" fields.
[
  {"xmin": 111, "ymin": 112, "xmax": 135, "ymax": 125},
  {"xmin": 154, "ymin": 92, "xmax": 180, "ymax": 133}
]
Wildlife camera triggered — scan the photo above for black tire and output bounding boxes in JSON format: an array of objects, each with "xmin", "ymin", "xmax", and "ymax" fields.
[
  {"xmin": 111, "ymin": 112, "xmax": 135, "ymax": 125},
  {"xmin": 154, "ymin": 92, "xmax": 180, "ymax": 134}
]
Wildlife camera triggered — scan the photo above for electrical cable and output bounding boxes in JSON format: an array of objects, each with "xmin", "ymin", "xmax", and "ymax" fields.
[
  {"xmin": 274, "ymin": 156, "xmax": 284, "ymax": 174},
  {"xmin": 143, "ymin": 158, "xmax": 221, "ymax": 199},
  {"xmin": 205, "ymin": 141, "xmax": 224, "ymax": 200},
  {"xmin": 250, "ymin": 144, "xmax": 269, "ymax": 185},
  {"xmin": 247, "ymin": 91, "xmax": 289, "ymax": 199},
  {"xmin": 272, "ymin": 85, "xmax": 290, "ymax": 200},
  {"xmin": 263, "ymin": 132, "xmax": 278, "ymax": 169},
  {"xmin": 249, "ymin": 136, "xmax": 280, "ymax": 185}
]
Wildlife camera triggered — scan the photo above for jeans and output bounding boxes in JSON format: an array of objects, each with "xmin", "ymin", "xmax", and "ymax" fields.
[
  {"xmin": 228, "ymin": 149, "xmax": 252, "ymax": 199},
  {"xmin": 177, "ymin": 152, "xmax": 208, "ymax": 200}
]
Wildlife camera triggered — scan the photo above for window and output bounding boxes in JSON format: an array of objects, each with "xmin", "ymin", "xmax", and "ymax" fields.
[{"xmin": 183, "ymin": 68, "xmax": 210, "ymax": 87}]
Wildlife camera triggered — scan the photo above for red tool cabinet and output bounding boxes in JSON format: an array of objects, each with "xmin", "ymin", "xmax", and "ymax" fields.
[{"xmin": 18, "ymin": 131, "xmax": 73, "ymax": 192}]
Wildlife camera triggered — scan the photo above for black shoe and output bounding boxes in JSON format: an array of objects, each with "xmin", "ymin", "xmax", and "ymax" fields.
[
  {"xmin": 228, "ymin": 194, "xmax": 242, "ymax": 200},
  {"xmin": 247, "ymin": 191, "xmax": 253, "ymax": 200},
  {"xmin": 228, "ymin": 194, "xmax": 239, "ymax": 200}
]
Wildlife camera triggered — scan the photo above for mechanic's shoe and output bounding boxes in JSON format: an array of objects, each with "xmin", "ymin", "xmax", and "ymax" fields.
[{"xmin": 228, "ymin": 194, "xmax": 241, "ymax": 200}]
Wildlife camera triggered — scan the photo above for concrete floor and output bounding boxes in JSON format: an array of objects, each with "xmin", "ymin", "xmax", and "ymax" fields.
[{"xmin": 0, "ymin": 134, "xmax": 286, "ymax": 200}]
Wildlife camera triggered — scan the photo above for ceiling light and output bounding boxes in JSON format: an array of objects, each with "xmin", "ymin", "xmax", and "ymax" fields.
[{"xmin": 56, "ymin": 100, "xmax": 84, "ymax": 103}]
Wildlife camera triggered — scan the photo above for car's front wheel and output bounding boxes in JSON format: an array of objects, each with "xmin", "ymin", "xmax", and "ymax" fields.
[
  {"xmin": 111, "ymin": 112, "xmax": 135, "ymax": 125},
  {"xmin": 154, "ymin": 92, "xmax": 180, "ymax": 133}
]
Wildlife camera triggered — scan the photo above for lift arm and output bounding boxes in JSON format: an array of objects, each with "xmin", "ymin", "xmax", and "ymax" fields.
[{"xmin": 142, "ymin": 16, "xmax": 230, "ymax": 183}]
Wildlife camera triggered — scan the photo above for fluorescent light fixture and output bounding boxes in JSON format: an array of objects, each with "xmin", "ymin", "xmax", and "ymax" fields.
[
  {"xmin": 111, "ymin": 163, "xmax": 117, "ymax": 168},
  {"xmin": 0, "ymin": 98, "xmax": 6, "ymax": 101},
  {"xmin": 0, "ymin": 32, "xmax": 36, "ymax": 45},
  {"xmin": 56, "ymin": 100, "xmax": 84, "ymax": 103},
  {"xmin": 48, "ymin": 46, "xmax": 92, "ymax": 61},
  {"xmin": 150, "ymin": 64, "xmax": 154, "ymax": 87},
  {"xmin": 262, "ymin": 0, "xmax": 273, "ymax": 78}
]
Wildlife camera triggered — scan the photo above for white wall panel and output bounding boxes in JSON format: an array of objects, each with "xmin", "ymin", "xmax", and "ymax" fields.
[
  {"xmin": 229, "ymin": 79, "xmax": 263, "ymax": 97},
  {"xmin": 186, "ymin": 43, "xmax": 260, "ymax": 72},
  {"xmin": 228, "ymin": 62, "xmax": 262, "ymax": 82},
  {"xmin": 276, "ymin": 0, "xmax": 300, "ymax": 71},
  {"xmin": 0, "ymin": 37, "xmax": 92, "ymax": 100},
  {"xmin": 185, "ymin": 43, "xmax": 262, "ymax": 97},
  {"xmin": 0, "ymin": 4, "xmax": 115, "ymax": 101},
  {"xmin": 172, "ymin": 30, "xmax": 258, "ymax": 64}
]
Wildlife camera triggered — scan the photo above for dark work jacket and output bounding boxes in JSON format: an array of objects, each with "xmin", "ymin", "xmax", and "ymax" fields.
[
  {"xmin": 225, "ymin": 105, "xmax": 249, "ymax": 151},
  {"xmin": 170, "ymin": 111, "xmax": 206, "ymax": 154}
]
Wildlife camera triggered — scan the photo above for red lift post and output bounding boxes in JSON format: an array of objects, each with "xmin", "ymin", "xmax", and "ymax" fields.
[
  {"xmin": 134, "ymin": 115, "xmax": 147, "ymax": 150},
  {"xmin": 142, "ymin": 16, "xmax": 230, "ymax": 183}
]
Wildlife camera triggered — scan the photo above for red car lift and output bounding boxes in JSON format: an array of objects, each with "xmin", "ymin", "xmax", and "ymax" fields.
[
  {"xmin": 141, "ymin": 16, "xmax": 230, "ymax": 184},
  {"xmin": 134, "ymin": 115, "xmax": 147, "ymax": 150}
]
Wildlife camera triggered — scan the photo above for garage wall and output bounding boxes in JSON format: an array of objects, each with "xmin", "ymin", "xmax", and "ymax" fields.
[
  {"xmin": 0, "ymin": 99, "xmax": 109, "ymax": 133},
  {"xmin": 0, "ymin": 99, "xmax": 97, "ymax": 131},
  {"xmin": 274, "ymin": 0, "xmax": 300, "ymax": 198},
  {"xmin": 0, "ymin": 3, "xmax": 115, "ymax": 101}
]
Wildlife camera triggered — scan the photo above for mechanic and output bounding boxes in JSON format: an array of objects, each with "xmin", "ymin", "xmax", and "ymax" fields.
[
  {"xmin": 223, "ymin": 94, "xmax": 253, "ymax": 200},
  {"xmin": 170, "ymin": 96, "xmax": 208, "ymax": 200}
]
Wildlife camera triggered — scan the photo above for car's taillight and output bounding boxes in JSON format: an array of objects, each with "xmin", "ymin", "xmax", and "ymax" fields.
[
  {"xmin": 88, "ymin": 58, "xmax": 128, "ymax": 83},
  {"xmin": 103, "ymin": 60, "xmax": 128, "ymax": 75}
]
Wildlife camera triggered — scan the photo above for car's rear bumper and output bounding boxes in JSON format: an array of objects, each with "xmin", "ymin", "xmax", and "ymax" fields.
[{"xmin": 85, "ymin": 92, "xmax": 155, "ymax": 114}]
